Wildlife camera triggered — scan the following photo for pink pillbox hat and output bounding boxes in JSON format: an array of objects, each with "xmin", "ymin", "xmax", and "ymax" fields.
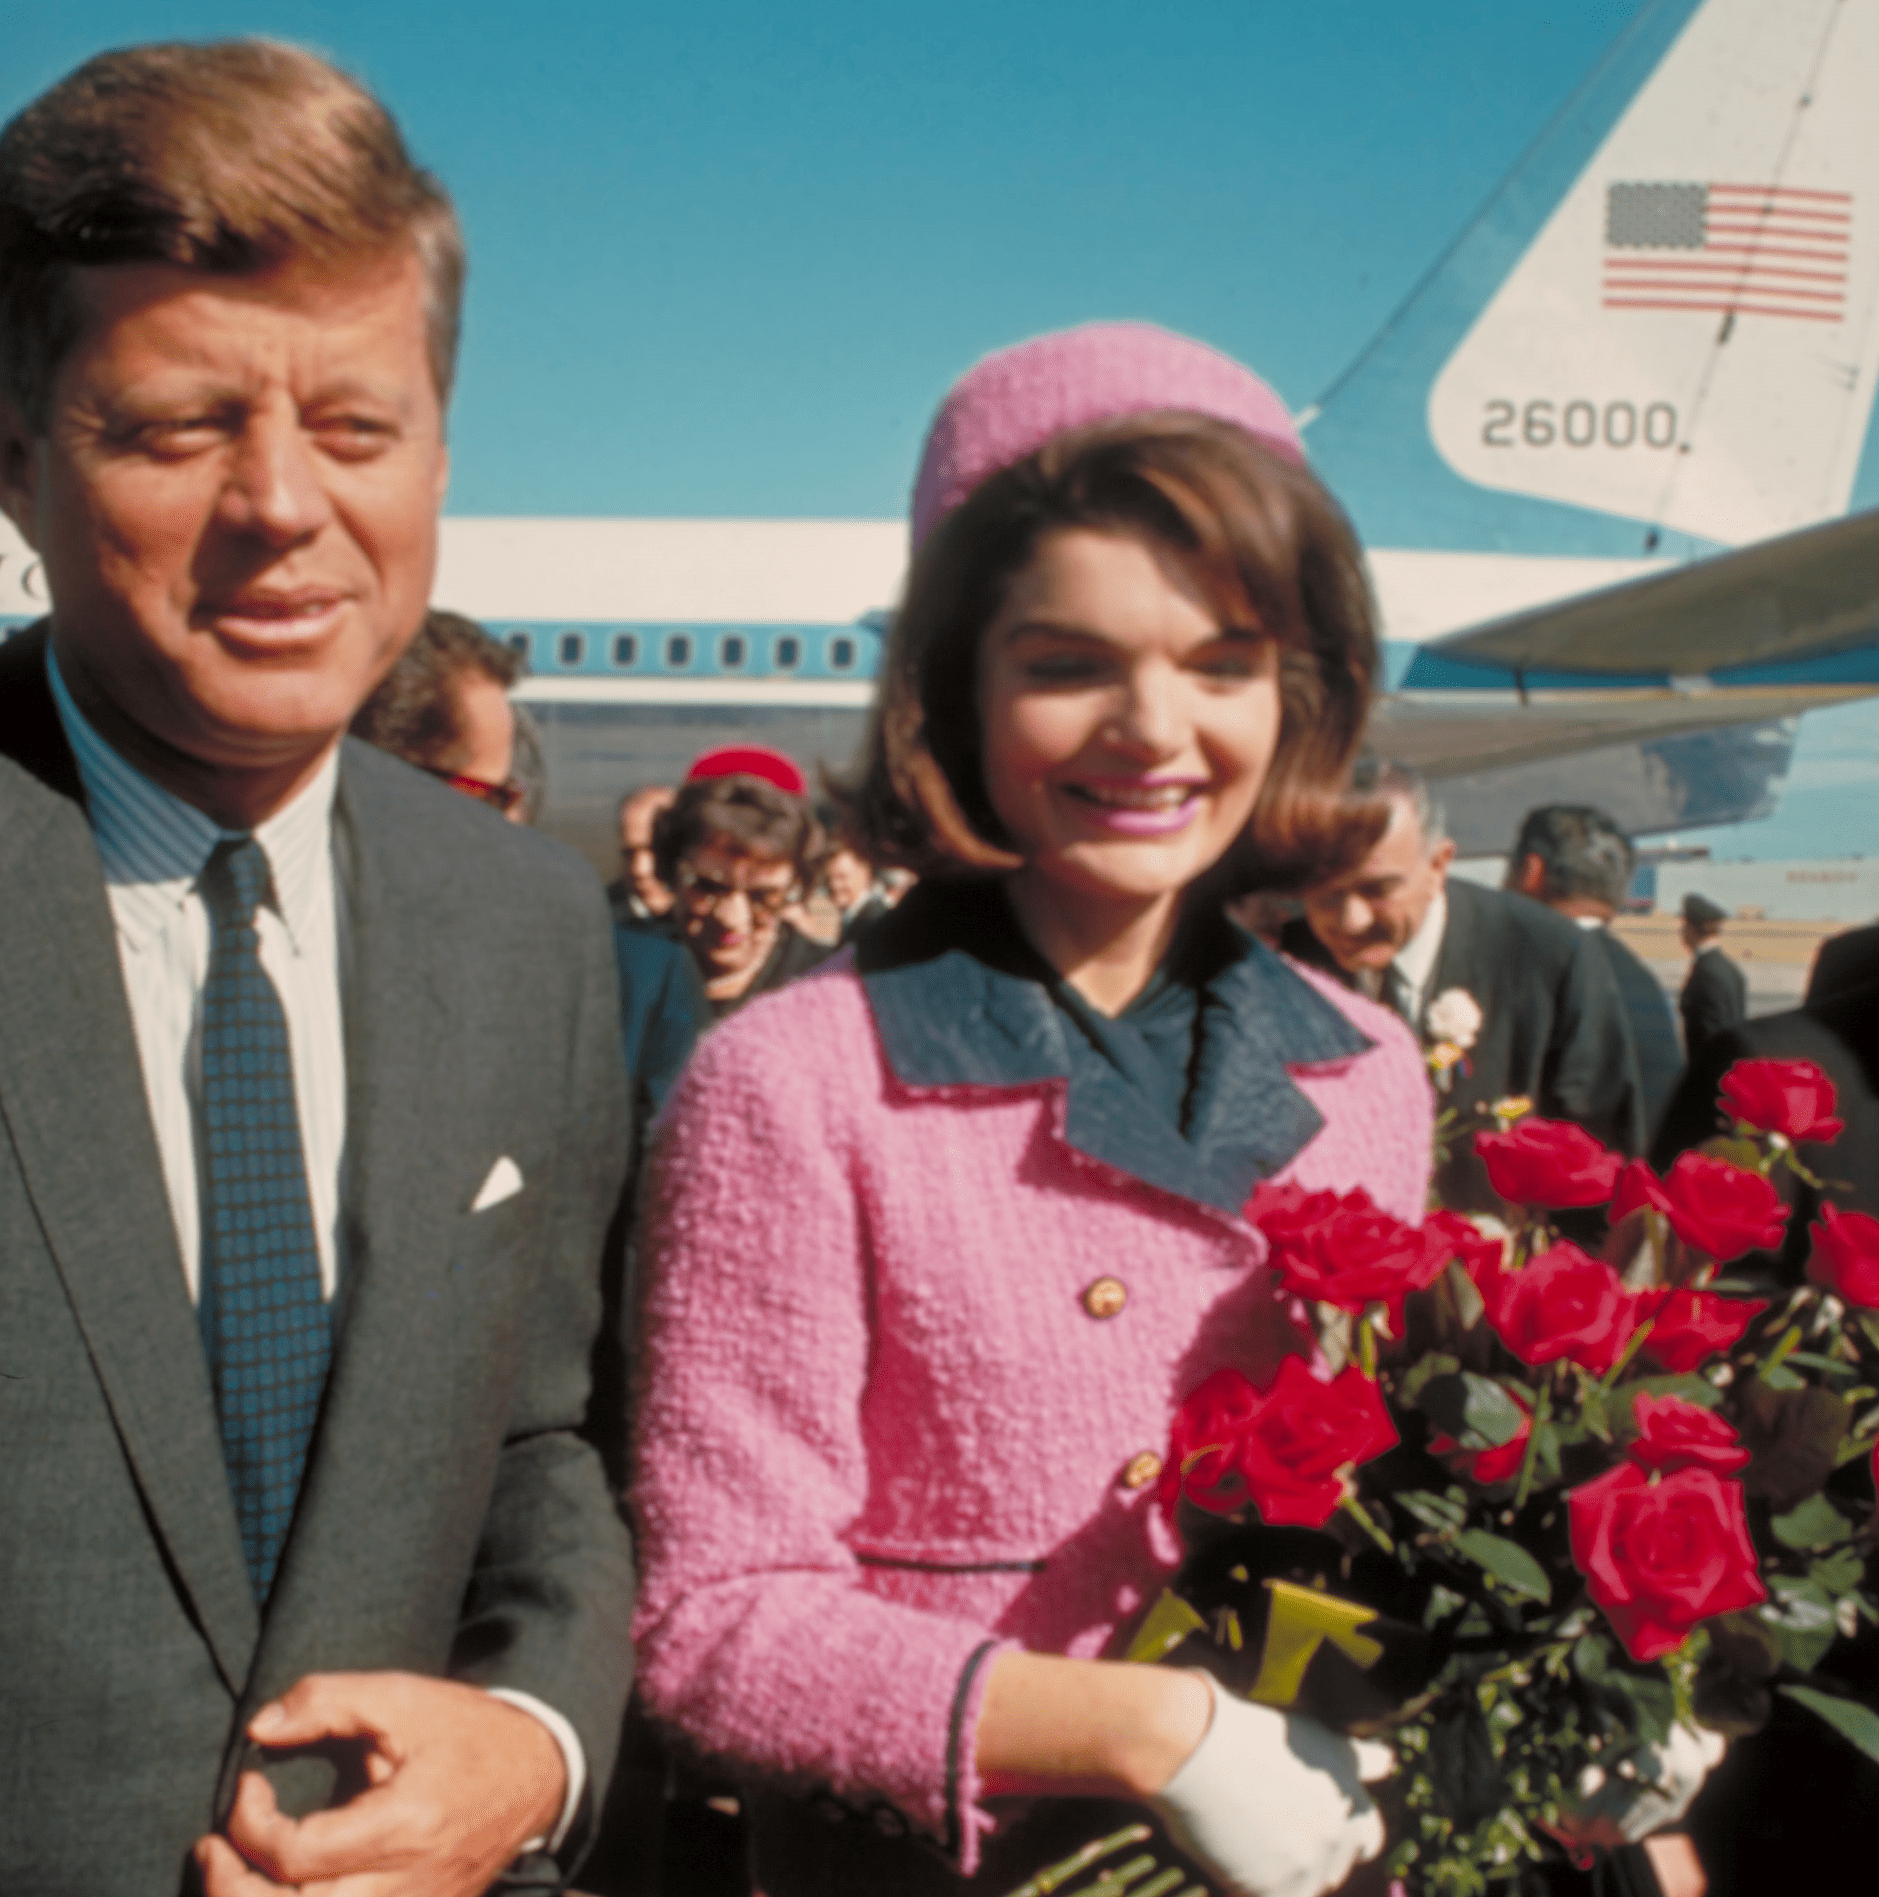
[{"xmin": 909, "ymin": 321, "xmax": 1303, "ymax": 547}]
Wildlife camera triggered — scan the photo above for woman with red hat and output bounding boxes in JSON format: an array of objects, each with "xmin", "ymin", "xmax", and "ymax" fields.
[
  {"xmin": 629, "ymin": 324, "xmax": 1429, "ymax": 1896},
  {"xmin": 654, "ymin": 763, "xmax": 832, "ymax": 1020}
]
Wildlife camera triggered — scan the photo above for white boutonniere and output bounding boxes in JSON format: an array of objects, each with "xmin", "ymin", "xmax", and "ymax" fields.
[
  {"xmin": 1421, "ymin": 987, "xmax": 1482, "ymax": 1097},
  {"xmin": 1424, "ymin": 987, "xmax": 1483, "ymax": 1050}
]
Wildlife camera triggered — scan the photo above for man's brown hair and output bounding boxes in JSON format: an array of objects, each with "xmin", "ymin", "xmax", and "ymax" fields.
[
  {"xmin": 0, "ymin": 38, "xmax": 465, "ymax": 428},
  {"xmin": 350, "ymin": 610, "xmax": 521, "ymax": 773},
  {"xmin": 838, "ymin": 412, "xmax": 1382, "ymax": 894}
]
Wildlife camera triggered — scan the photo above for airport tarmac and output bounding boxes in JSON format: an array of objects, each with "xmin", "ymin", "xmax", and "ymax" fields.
[{"xmin": 1609, "ymin": 913, "xmax": 1853, "ymax": 1016}]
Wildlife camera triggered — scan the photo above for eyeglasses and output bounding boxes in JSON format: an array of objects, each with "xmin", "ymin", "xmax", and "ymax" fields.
[
  {"xmin": 675, "ymin": 865, "xmax": 796, "ymax": 918},
  {"xmin": 424, "ymin": 766, "xmax": 526, "ymax": 816}
]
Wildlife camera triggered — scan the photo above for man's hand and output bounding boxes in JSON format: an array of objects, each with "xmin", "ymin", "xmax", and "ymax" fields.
[{"xmin": 195, "ymin": 1671, "xmax": 566, "ymax": 1896}]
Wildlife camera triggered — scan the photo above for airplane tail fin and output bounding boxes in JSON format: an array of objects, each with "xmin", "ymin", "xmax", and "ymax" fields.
[{"xmin": 1306, "ymin": 0, "xmax": 1879, "ymax": 556}]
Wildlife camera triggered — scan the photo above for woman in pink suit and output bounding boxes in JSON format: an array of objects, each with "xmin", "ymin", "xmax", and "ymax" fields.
[{"xmin": 629, "ymin": 323, "xmax": 1433, "ymax": 1897}]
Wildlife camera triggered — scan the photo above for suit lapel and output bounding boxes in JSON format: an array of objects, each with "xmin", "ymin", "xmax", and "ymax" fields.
[
  {"xmin": 0, "ymin": 754, "xmax": 260, "ymax": 1693},
  {"xmin": 1431, "ymin": 878, "xmax": 1483, "ymax": 1011}
]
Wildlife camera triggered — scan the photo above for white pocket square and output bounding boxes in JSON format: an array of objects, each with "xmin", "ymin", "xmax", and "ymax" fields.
[{"xmin": 471, "ymin": 1155, "xmax": 524, "ymax": 1212}]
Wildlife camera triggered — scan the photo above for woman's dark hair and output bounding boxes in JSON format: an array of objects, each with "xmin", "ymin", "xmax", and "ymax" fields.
[
  {"xmin": 652, "ymin": 774, "xmax": 824, "ymax": 890},
  {"xmin": 835, "ymin": 411, "xmax": 1383, "ymax": 894}
]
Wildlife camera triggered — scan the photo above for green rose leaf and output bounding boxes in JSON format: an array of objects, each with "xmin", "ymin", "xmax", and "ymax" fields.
[
  {"xmin": 1781, "ymin": 1685, "xmax": 1879, "ymax": 1768},
  {"xmin": 1417, "ymin": 1373, "xmax": 1527, "ymax": 1450},
  {"xmin": 1764, "ymin": 1578, "xmax": 1840, "ymax": 1670},
  {"xmin": 1771, "ymin": 1493, "xmax": 1857, "ymax": 1550},
  {"xmin": 1809, "ymin": 1547, "xmax": 1865, "ymax": 1596},
  {"xmin": 1397, "ymin": 1487, "xmax": 1470, "ymax": 1534},
  {"xmin": 1453, "ymin": 1530, "xmax": 1552, "ymax": 1604}
]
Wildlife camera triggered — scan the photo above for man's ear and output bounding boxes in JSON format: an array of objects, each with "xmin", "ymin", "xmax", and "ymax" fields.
[
  {"xmin": 0, "ymin": 392, "xmax": 43, "ymax": 551},
  {"xmin": 1510, "ymin": 852, "xmax": 1547, "ymax": 897},
  {"xmin": 1430, "ymin": 835, "xmax": 1458, "ymax": 881}
]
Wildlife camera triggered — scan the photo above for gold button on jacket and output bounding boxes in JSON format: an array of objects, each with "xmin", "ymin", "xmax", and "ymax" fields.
[
  {"xmin": 1082, "ymin": 1276, "xmax": 1127, "ymax": 1318},
  {"xmin": 1121, "ymin": 1451, "xmax": 1163, "ymax": 1490}
]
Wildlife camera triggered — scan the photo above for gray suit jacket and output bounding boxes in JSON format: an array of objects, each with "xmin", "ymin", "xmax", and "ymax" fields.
[
  {"xmin": 1284, "ymin": 880, "xmax": 1645, "ymax": 1208},
  {"xmin": 0, "ymin": 630, "xmax": 635, "ymax": 1895}
]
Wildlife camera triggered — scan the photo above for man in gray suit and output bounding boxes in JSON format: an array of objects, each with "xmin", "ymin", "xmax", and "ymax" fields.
[{"xmin": 0, "ymin": 41, "xmax": 633, "ymax": 1896}]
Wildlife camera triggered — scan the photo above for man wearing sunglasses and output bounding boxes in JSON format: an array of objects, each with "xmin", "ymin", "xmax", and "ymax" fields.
[{"xmin": 352, "ymin": 608, "xmax": 531, "ymax": 820}]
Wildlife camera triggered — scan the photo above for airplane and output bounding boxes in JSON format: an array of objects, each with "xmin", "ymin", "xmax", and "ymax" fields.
[{"xmin": 3, "ymin": 0, "xmax": 1876, "ymax": 874}]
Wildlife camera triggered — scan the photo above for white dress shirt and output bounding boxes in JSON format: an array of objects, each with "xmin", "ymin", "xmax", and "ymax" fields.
[
  {"xmin": 1391, "ymin": 886, "xmax": 1448, "ymax": 1029},
  {"xmin": 46, "ymin": 647, "xmax": 583, "ymax": 1846},
  {"xmin": 49, "ymin": 648, "xmax": 347, "ymax": 1300}
]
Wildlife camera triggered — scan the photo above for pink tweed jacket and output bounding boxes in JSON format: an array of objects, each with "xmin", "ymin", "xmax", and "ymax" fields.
[{"xmin": 630, "ymin": 940, "xmax": 1431, "ymax": 1872}]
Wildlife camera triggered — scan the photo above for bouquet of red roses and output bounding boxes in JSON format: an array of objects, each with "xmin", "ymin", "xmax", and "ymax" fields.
[{"xmin": 1141, "ymin": 1057, "xmax": 1879, "ymax": 1896}]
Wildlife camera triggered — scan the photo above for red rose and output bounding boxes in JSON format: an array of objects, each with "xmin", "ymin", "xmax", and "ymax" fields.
[
  {"xmin": 1234, "ymin": 1359, "xmax": 1399, "ymax": 1528},
  {"xmin": 1627, "ymin": 1392, "xmax": 1750, "ymax": 1475},
  {"xmin": 1475, "ymin": 1119, "xmax": 1623, "ymax": 1208},
  {"xmin": 1163, "ymin": 1358, "xmax": 1397, "ymax": 1529},
  {"xmin": 1718, "ymin": 1058, "xmax": 1844, "ymax": 1145},
  {"xmin": 1808, "ymin": 1203, "xmax": 1879, "ymax": 1310},
  {"xmin": 1249, "ymin": 1179, "xmax": 1339, "ymax": 1240},
  {"xmin": 1427, "ymin": 1209, "xmax": 1508, "ymax": 1318},
  {"xmin": 1491, "ymin": 1243, "xmax": 1639, "ymax": 1375},
  {"xmin": 1567, "ymin": 1461, "xmax": 1765, "ymax": 1661},
  {"xmin": 1262, "ymin": 1190, "xmax": 1451, "ymax": 1313},
  {"xmin": 1161, "ymin": 1367, "xmax": 1266, "ymax": 1518},
  {"xmin": 1611, "ymin": 1155, "xmax": 1788, "ymax": 1262},
  {"xmin": 1634, "ymin": 1286, "xmax": 1768, "ymax": 1374},
  {"xmin": 1431, "ymin": 1391, "xmax": 1531, "ymax": 1486}
]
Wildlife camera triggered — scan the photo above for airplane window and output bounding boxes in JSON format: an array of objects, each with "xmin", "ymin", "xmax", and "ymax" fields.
[
  {"xmin": 666, "ymin": 634, "xmax": 692, "ymax": 667},
  {"xmin": 557, "ymin": 632, "xmax": 585, "ymax": 667},
  {"xmin": 721, "ymin": 634, "xmax": 747, "ymax": 668},
  {"xmin": 830, "ymin": 636, "xmax": 856, "ymax": 670},
  {"xmin": 612, "ymin": 633, "xmax": 638, "ymax": 667},
  {"xmin": 505, "ymin": 631, "xmax": 531, "ymax": 659},
  {"xmin": 775, "ymin": 635, "xmax": 801, "ymax": 669}
]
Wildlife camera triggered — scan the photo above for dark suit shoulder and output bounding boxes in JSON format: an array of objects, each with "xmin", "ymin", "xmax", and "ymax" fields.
[
  {"xmin": 337, "ymin": 738, "xmax": 606, "ymax": 923},
  {"xmin": 1809, "ymin": 923, "xmax": 1879, "ymax": 1005},
  {"xmin": 0, "ymin": 623, "xmax": 86, "ymax": 810},
  {"xmin": 1445, "ymin": 878, "xmax": 1586, "ymax": 973}
]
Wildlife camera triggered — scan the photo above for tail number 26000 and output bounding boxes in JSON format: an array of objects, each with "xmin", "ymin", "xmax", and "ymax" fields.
[{"xmin": 1482, "ymin": 399, "xmax": 1677, "ymax": 450}]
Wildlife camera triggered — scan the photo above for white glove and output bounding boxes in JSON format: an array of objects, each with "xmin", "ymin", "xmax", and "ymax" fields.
[
  {"xmin": 1551, "ymin": 1723, "xmax": 1725, "ymax": 1848},
  {"xmin": 1149, "ymin": 1672, "xmax": 1393, "ymax": 1897}
]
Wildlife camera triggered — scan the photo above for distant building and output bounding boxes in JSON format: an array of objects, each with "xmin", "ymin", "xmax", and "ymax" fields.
[{"xmin": 1651, "ymin": 858, "xmax": 1879, "ymax": 925}]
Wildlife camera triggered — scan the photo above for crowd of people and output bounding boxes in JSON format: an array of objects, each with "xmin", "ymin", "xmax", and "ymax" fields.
[{"xmin": 2, "ymin": 36, "xmax": 1874, "ymax": 1897}]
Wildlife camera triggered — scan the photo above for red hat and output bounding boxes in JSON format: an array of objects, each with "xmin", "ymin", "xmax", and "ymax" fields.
[{"xmin": 686, "ymin": 746, "xmax": 808, "ymax": 798}]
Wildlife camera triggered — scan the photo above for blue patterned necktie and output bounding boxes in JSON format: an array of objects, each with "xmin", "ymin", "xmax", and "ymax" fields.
[{"xmin": 196, "ymin": 835, "xmax": 331, "ymax": 1601}]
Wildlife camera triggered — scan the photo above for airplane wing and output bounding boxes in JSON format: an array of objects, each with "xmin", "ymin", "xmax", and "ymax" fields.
[
  {"xmin": 1419, "ymin": 506, "xmax": 1879, "ymax": 680},
  {"xmin": 1373, "ymin": 678, "xmax": 1870, "ymax": 777},
  {"xmin": 1381, "ymin": 506, "xmax": 1879, "ymax": 776}
]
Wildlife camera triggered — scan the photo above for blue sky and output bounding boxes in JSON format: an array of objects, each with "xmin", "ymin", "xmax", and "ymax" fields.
[
  {"xmin": 10, "ymin": 0, "xmax": 1654, "ymax": 516},
  {"xmin": 6, "ymin": 0, "xmax": 1873, "ymax": 864}
]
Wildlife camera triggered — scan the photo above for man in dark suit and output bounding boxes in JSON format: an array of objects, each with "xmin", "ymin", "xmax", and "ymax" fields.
[
  {"xmin": 1505, "ymin": 804, "xmax": 1682, "ymax": 1139},
  {"xmin": 1806, "ymin": 918, "xmax": 1879, "ymax": 1006},
  {"xmin": 0, "ymin": 42, "xmax": 633, "ymax": 1896},
  {"xmin": 351, "ymin": 609, "xmax": 531, "ymax": 821},
  {"xmin": 1653, "ymin": 933, "xmax": 1879, "ymax": 1897},
  {"xmin": 1285, "ymin": 765, "xmax": 1645, "ymax": 1206},
  {"xmin": 1677, "ymin": 891, "xmax": 1747, "ymax": 1064}
]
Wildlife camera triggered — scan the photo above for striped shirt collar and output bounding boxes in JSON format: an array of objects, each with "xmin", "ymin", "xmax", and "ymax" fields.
[{"xmin": 46, "ymin": 642, "xmax": 339, "ymax": 955}]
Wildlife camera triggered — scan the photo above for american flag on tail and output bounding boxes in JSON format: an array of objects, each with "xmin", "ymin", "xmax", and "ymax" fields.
[{"xmin": 1602, "ymin": 181, "xmax": 1851, "ymax": 322}]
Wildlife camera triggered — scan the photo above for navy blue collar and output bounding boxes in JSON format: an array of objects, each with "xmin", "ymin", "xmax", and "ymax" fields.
[{"xmin": 856, "ymin": 880, "xmax": 1373, "ymax": 1214}]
